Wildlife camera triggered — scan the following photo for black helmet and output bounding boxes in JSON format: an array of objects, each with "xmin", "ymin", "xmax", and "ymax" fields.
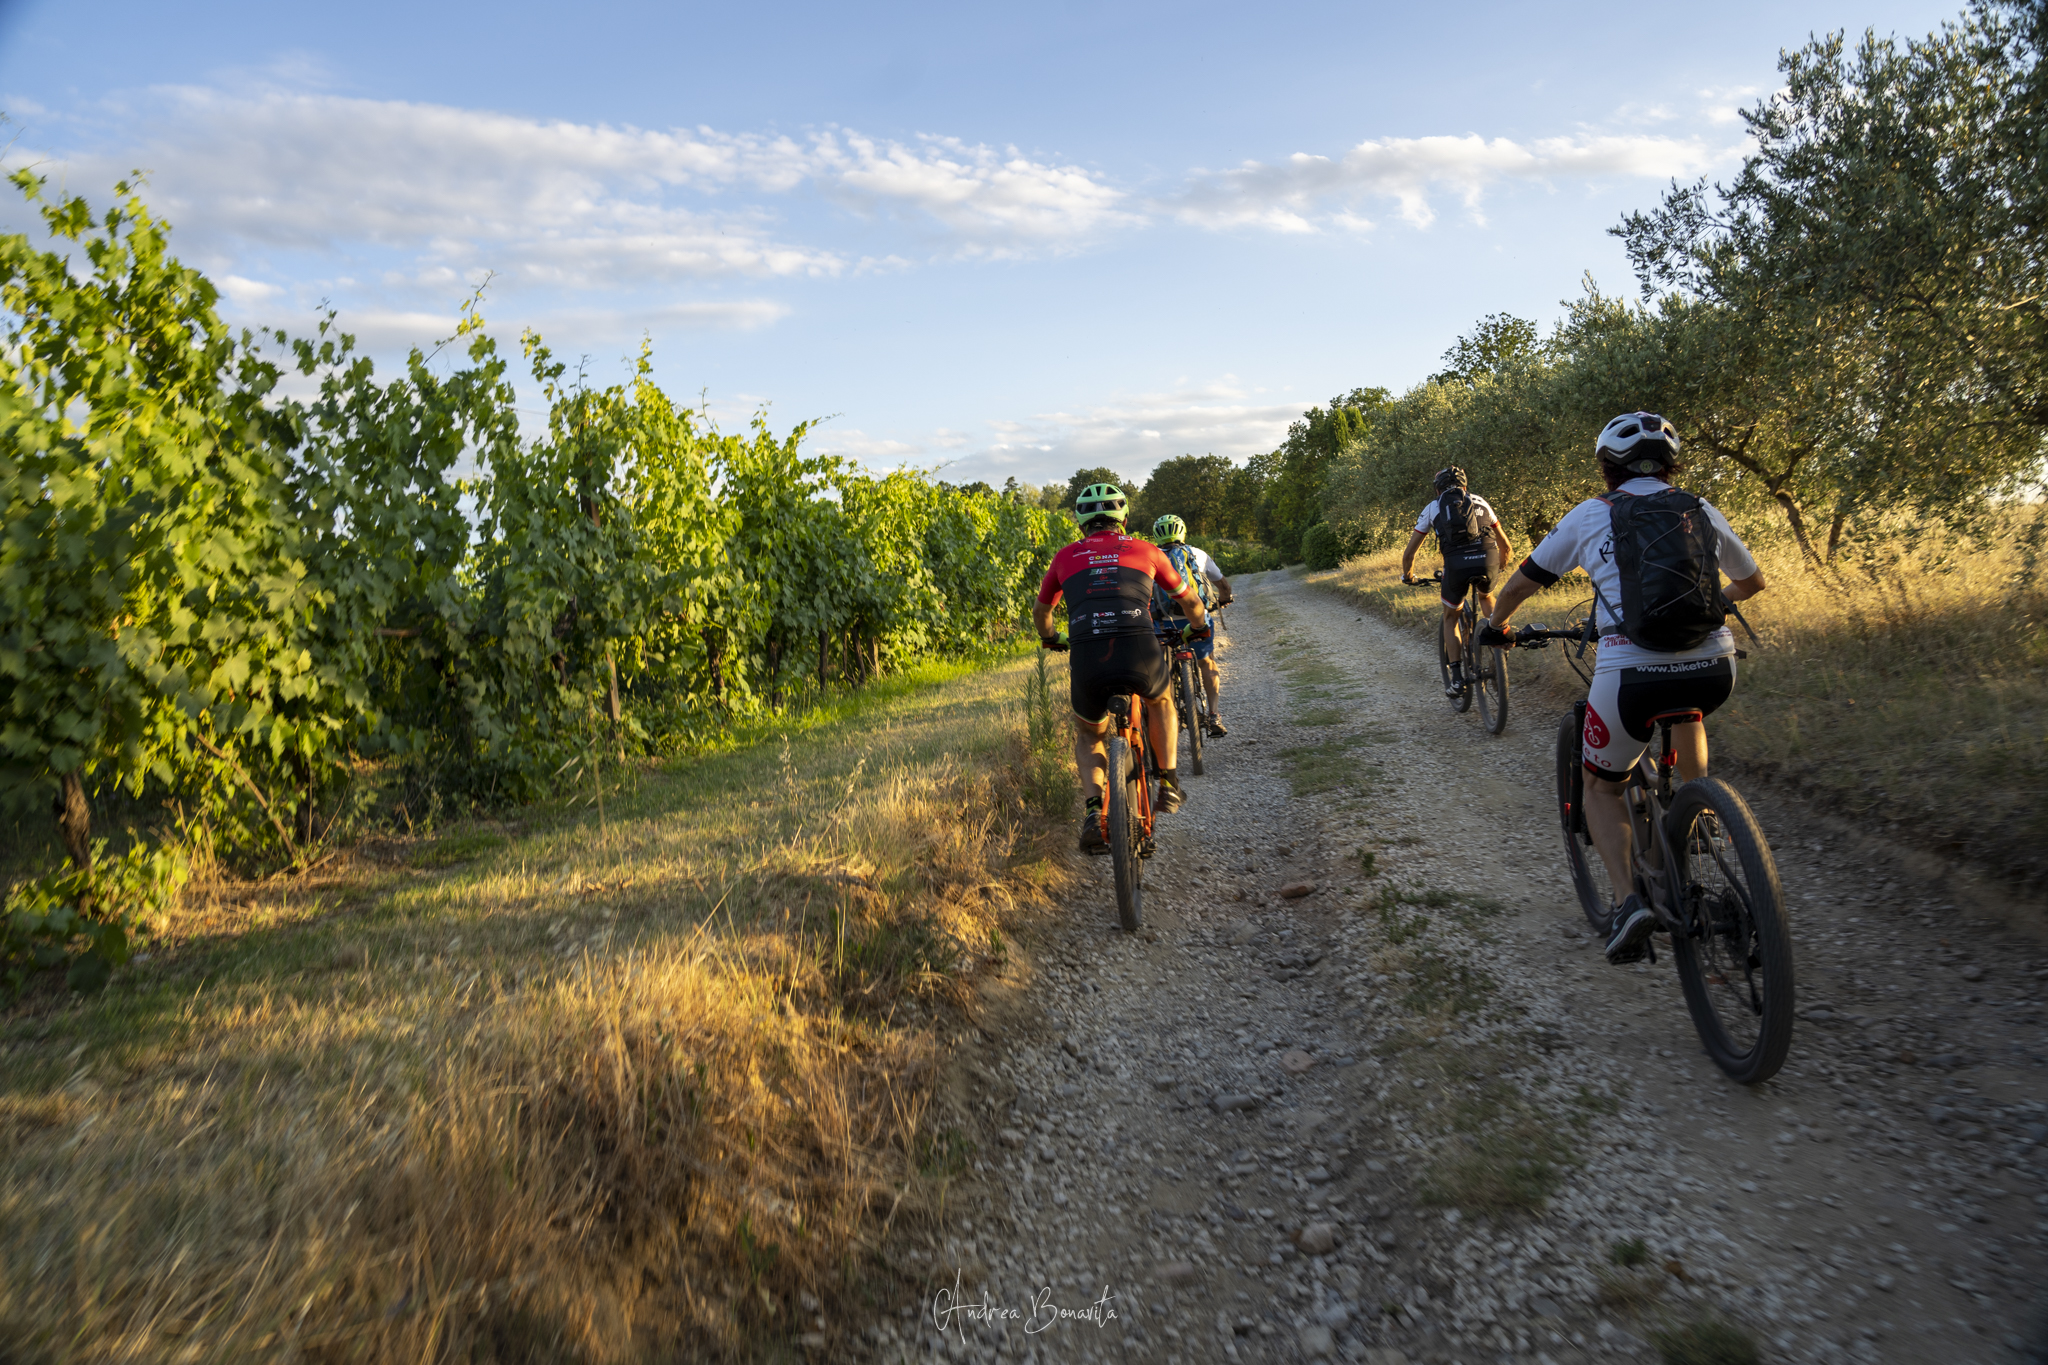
[{"xmin": 1434, "ymin": 466, "xmax": 1467, "ymax": 493}]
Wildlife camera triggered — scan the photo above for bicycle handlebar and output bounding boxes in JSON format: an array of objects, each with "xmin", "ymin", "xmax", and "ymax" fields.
[{"xmin": 1506, "ymin": 622, "xmax": 1591, "ymax": 648}]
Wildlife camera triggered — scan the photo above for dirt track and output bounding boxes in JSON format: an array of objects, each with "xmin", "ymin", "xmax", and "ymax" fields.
[{"xmin": 866, "ymin": 568, "xmax": 2048, "ymax": 1365}]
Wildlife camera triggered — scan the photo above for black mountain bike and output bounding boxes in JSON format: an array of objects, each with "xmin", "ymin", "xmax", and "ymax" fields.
[
  {"xmin": 1168, "ymin": 631, "xmax": 1207, "ymax": 776},
  {"xmin": 1407, "ymin": 571, "xmax": 1508, "ymax": 734},
  {"xmin": 1517, "ymin": 621, "xmax": 1795, "ymax": 1084}
]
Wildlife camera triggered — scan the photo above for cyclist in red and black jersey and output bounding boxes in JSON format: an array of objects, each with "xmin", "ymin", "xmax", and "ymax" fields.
[{"xmin": 1031, "ymin": 482, "xmax": 1211, "ymax": 851}]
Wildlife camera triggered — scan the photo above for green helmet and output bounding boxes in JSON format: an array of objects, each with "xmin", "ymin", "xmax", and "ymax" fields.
[
  {"xmin": 1074, "ymin": 482, "xmax": 1129, "ymax": 529},
  {"xmin": 1152, "ymin": 514, "xmax": 1187, "ymax": 543}
]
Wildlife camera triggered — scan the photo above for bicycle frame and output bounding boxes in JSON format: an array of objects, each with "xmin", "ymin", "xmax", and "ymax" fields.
[
  {"xmin": 1101, "ymin": 693, "xmax": 1156, "ymax": 849},
  {"xmin": 1618, "ymin": 723, "xmax": 1686, "ymax": 937}
]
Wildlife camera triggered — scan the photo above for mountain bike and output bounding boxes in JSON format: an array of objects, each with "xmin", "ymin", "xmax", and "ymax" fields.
[
  {"xmin": 1406, "ymin": 571, "xmax": 1508, "ymax": 734},
  {"xmin": 1167, "ymin": 630, "xmax": 1207, "ymax": 777},
  {"xmin": 1515, "ymin": 622, "xmax": 1795, "ymax": 1084}
]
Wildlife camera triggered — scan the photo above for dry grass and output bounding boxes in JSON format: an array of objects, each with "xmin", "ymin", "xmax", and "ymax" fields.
[
  {"xmin": 1316, "ymin": 505, "xmax": 2048, "ymax": 886},
  {"xmin": 0, "ymin": 656, "xmax": 1071, "ymax": 1363}
]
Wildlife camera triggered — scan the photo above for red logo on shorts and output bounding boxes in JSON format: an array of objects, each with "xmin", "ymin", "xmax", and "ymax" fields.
[{"xmin": 1583, "ymin": 704, "xmax": 1610, "ymax": 749}]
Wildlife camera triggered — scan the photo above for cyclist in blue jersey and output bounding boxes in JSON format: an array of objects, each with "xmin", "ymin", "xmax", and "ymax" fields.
[{"xmin": 1150, "ymin": 514, "xmax": 1233, "ymax": 736}]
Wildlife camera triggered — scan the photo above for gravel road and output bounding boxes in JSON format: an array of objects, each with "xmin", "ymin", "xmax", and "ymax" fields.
[{"xmin": 864, "ymin": 569, "xmax": 2048, "ymax": 1365}]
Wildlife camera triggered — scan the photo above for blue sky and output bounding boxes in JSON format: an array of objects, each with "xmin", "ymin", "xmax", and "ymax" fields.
[{"xmin": 0, "ymin": 0, "xmax": 1964, "ymax": 489}]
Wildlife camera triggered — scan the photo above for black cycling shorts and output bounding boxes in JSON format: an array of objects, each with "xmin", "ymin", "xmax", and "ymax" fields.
[
  {"xmin": 1440, "ymin": 551, "xmax": 1498, "ymax": 606},
  {"xmin": 1583, "ymin": 657, "xmax": 1737, "ymax": 781},
  {"xmin": 1069, "ymin": 632, "xmax": 1170, "ymax": 723}
]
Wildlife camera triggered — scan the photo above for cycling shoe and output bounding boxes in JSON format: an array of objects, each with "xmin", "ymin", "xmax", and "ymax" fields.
[
  {"xmin": 1078, "ymin": 799, "xmax": 1108, "ymax": 853},
  {"xmin": 1157, "ymin": 778, "xmax": 1185, "ymax": 814},
  {"xmin": 1604, "ymin": 895, "xmax": 1655, "ymax": 965},
  {"xmin": 1206, "ymin": 717, "xmax": 1229, "ymax": 737}
]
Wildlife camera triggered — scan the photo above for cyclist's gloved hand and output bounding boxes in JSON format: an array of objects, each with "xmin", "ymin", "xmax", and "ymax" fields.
[
  {"xmin": 1475, "ymin": 621, "xmax": 1511, "ymax": 648},
  {"xmin": 1186, "ymin": 623, "xmax": 1213, "ymax": 641},
  {"xmin": 1040, "ymin": 634, "xmax": 1069, "ymax": 652}
]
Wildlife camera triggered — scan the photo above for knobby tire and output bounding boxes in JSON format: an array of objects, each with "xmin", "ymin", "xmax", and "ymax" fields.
[
  {"xmin": 1107, "ymin": 732, "xmax": 1144, "ymax": 931},
  {"xmin": 1178, "ymin": 657, "xmax": 1205, "ymax": 776},
  {"xmin": 1667, "ymin": 778, "xmax": 1795, "ymax": 1084},
  {"xmin": 1555, "ymin": 703, "xmax": 1615, "ymax": 932},
  {"xmin": 1475, "ymin": 641, "xmax": 1509, "ymax": 735}
]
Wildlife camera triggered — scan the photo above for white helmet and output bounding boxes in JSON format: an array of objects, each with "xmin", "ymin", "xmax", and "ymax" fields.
[{"xmin": 1595, "ymin": 411, "xmax": 1680, "ymax": 475}]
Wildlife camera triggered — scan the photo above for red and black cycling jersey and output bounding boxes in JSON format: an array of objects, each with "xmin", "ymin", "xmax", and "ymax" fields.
[{"xmin": 1036, "ymin": 531, "xmax": 1188, "ymax": 640}]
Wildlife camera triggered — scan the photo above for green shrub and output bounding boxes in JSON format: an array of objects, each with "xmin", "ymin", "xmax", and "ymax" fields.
[
  {"xmin": 3, "ymin": 841, "xmax": 187, "ymax": 995},
  {"xmin": 1301, "ymin": 522, "xmax": 1342, "ymax": 570}
]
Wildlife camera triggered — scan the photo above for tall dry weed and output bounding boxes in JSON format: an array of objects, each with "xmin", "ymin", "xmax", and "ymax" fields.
[{"xmin": 0, "ymin": 661, "xmax": 1073, "ymax": 1362}]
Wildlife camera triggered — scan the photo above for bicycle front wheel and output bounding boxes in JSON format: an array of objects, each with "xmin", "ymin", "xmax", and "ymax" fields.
[
  {"xmin": 1178, "ymin": 658, "xmax": 1205, "ymax": 776},
  {"xmin": 1475, "ymin": 644, "xmax": 1509, "ymax": 735},
  {"xmin": 1667, "ymin": 779, "xmax": 1794, "ymax": 1084},
  {"xmin": 1555, "ymin": 703, "xmax": 1614, "ymax": 932},
  {"xmin": 1107, "ymin": 733, "xmax": 1145, "ymax": 931}
]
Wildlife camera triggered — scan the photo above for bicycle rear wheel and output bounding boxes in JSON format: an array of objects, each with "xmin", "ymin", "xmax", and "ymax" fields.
[
  {"xmin": 1555, "ymin": 703, "xmax": 1615, "ymax": 932},
  {"xmin": 1178, "ymin": 657, "xmax": 1205, "ymax": 776},
  {"xmin": 1107, "ymin": 732, "xmax": 1145, "ymax": 931},
  {"xmin": 1667, "ymin": 779, "xmax": 1794, "ymax": 1084},
  {"xmin": 1475, "ymin": 644, "xmax": 1509, "ymax": 735}
]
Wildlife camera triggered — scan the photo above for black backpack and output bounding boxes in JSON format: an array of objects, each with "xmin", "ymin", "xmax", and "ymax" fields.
[
  {"xmin": 1433, "ymin": 489, "xmax": 1487, "ymax": 557},
  {"xmin": 1604, "ymin": 487, "xmax": 1725, "ymax": 650}
]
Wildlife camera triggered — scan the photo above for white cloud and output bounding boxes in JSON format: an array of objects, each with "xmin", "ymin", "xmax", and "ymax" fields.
[
  {"xmin": 1168, "ymin": 132, "xmax": 1731, "ymax": 231},
  {"xmin": 7, "ymin": 87, "xmax": 1134, "ymax": 297},
  {"xmin": 815, "ymin": 132, "xmax": 1138, "ymax": 250},
  {"xmin": 810, "ymin": 429, "xmax": 927, "ymax": 463},
  {"xmin": 963, "ymin": 376, "xmax": 1298, "ymax": 485},
  {"xmin": 216, "ymin": 273, "xmax": 282, "ymax": 305},
  {"xmin": 5, "ymin": 83, "xmax": 1755, "ymax": 317}
]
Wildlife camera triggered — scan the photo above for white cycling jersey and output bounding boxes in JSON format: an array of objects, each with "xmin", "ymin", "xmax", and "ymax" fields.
[
  {"xmin": 1413, "ymin": 493, "xmax": 1501, "ymax": 538},
  {"xmin": 1522, "ymin": 477, "xmax": 1758, "ymax": 673}
]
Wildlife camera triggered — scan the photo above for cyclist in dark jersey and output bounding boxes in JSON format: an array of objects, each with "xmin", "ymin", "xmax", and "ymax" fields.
[
  {"xmin": 1031, "ymin": 482, "xmax": 1211, "ymax": 851},
  {"xmin": 1399, "ymin": 466, "xmax": 1513, "ymax": 697}
]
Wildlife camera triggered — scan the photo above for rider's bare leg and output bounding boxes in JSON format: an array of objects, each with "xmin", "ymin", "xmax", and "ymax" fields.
[
  {"xmin": 1072, "ymin": 714, "xmax": 1110, "ymax": 805},
  {"xmin": 1147, "ymin": 694, "xmax": 1179, "ymax": 770},
  {"xmin": 1671, "ymin": 721, "xmax": 1708, "ymax": 782},
  {"xmin": 1441, "ymin": 601, "xmax": 1463, "ymax": 664},
  {"xmin": 1584, "ymin": 774, "xmax": 1634, "ymax": 908},
  {"xmin": 1198, "ymin": 656, "xmax": 1222, "ymax": 717}
]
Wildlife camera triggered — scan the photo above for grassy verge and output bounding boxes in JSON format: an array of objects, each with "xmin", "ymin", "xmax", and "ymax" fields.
[
  {"xmin": 0, "ymin": 653, "xmax": 1071, "ymax": 1363},
  {"xmin": 1313, "ymin": 515, "xmax": 2048, "ymax": 888}
]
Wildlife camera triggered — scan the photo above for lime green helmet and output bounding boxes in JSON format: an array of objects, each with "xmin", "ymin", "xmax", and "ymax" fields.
[
  {"xmin": 1074, "ymin": 482, "xmax": 1129, "ymax": 529},
  {"xmin": 1152, "ymin": 514, "xmax": 1187, "ymax": 543}
]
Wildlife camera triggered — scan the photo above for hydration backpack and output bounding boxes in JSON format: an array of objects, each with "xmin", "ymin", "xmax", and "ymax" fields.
[
  {"xmin": 1433, "ymin": 489, "xmax": 1488, "ymax": 558},
  {"xmin": 1604, "ymin": 488, "xmax": 1725, "ymax": 650},
  {"xmin": 1158, "ymin": 542, "xmax": 1212, "ymax": 613}
]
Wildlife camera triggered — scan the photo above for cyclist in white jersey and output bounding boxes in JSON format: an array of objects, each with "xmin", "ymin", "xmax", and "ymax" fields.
[
  {"xmin": 1477, "ymin": 412, "xmax": 1769, "ymax": 964},
  {"xmin": 1400, "ymin": 467, "xmax": 1513, "ymax": 697}
]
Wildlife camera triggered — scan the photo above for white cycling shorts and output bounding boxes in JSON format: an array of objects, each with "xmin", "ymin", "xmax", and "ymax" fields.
[{"xmin": 1583, "ymin": 657, "xmax": 1737, "ymax": 781}]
